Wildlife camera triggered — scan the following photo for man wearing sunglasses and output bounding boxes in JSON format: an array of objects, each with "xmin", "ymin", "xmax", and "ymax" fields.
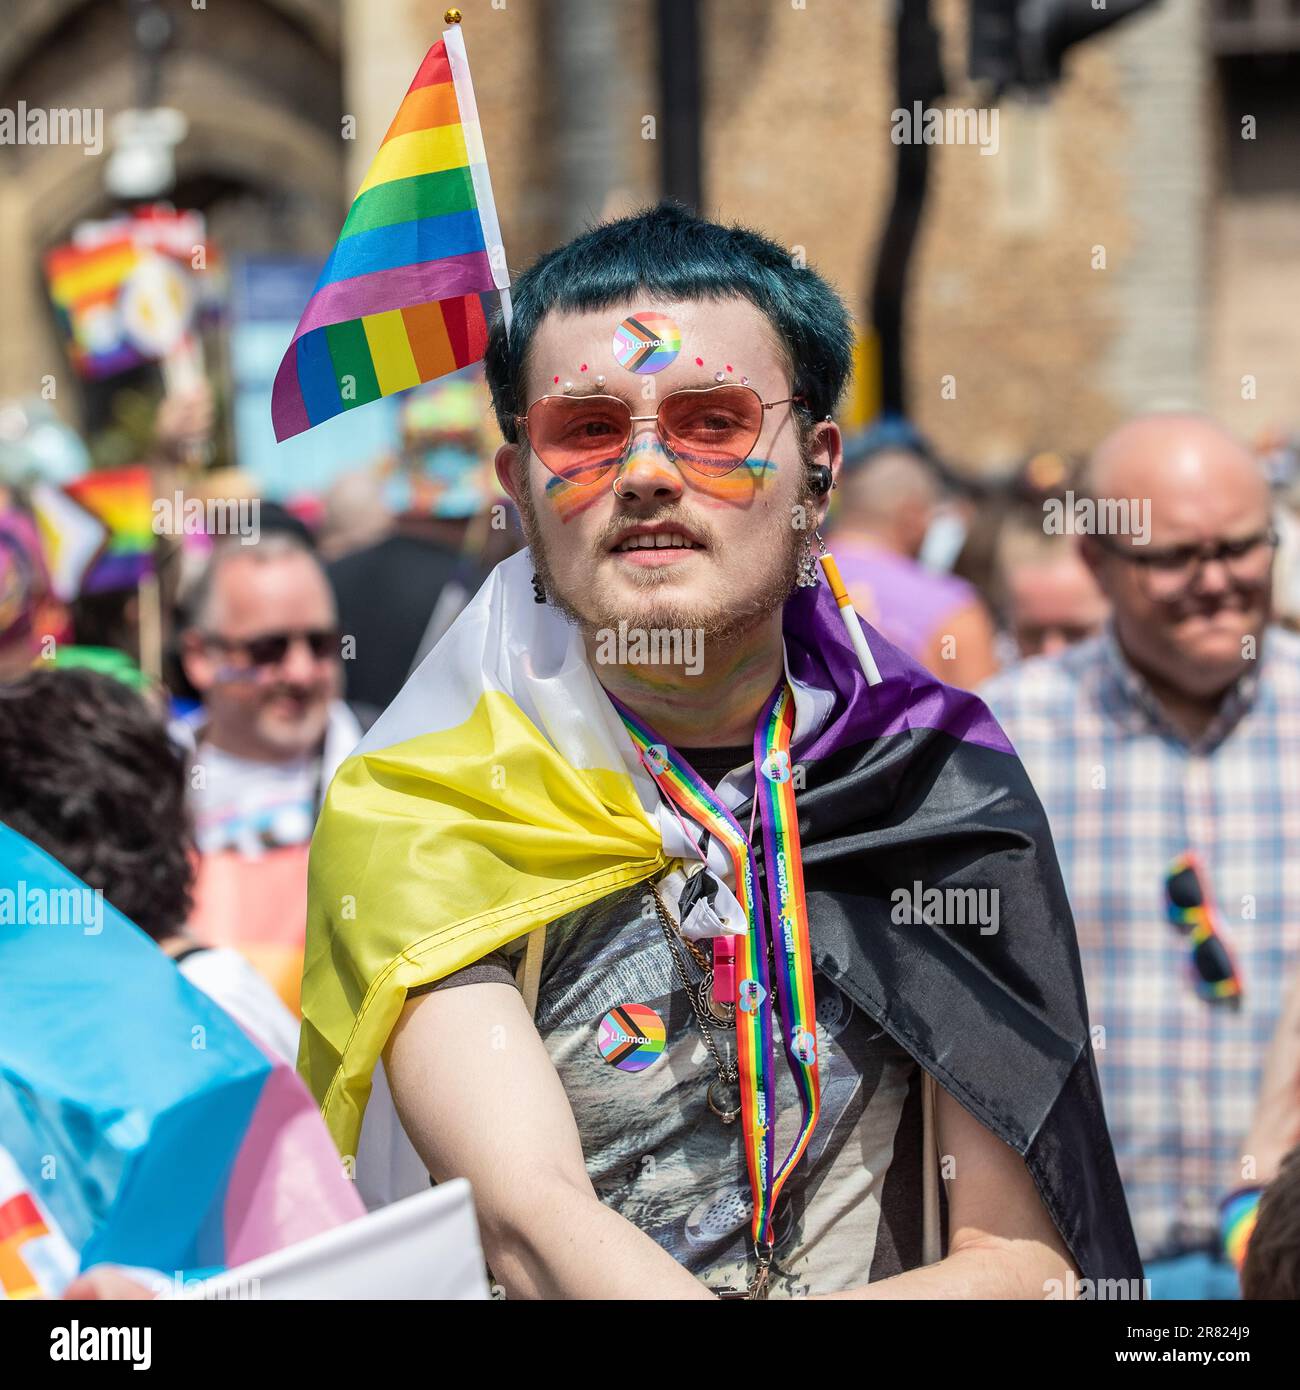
[
  {"xmin": 178, "ymin": 532, "xmax": 365, "ymax": 1009},
  {"xmin": 982, "ymin": 413, "xmax": 1300, "ymax": 1298},
  {"xmin": 304, "ymin": 204, "xmax": 1139, "ymax": 1299}
]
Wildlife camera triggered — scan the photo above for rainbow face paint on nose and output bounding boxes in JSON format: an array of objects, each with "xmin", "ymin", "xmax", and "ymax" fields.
[
  {"xmin": 612, "ymin": 311, "xmax": 682, "ymax": 374},
  {"xmin": 543, "ymin": 448, "xmax": 778, "ymax": 521}
]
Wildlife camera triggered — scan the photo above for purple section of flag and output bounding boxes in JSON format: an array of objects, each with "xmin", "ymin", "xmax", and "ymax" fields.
[
  {"xmin": 81, "ymin": 550, "xmax": 153, "ymax": 596},
  {"xmin": 783, "ymin": 581, "xmax": 1014, "ymax": 760},
  {"xmin": 289, "ymin": 252, "xmax": 494, "ymax": 341},
  {"xmin": 81, "ymin": 344, "xmax": 148, "ymax": 381},
  {"xmin": 270, "ymin": 250, "xmax": 496, "ymax": 441},
  {"xmin": 271, "ymin": 347, "xmax": 311, "ymax": 440}
]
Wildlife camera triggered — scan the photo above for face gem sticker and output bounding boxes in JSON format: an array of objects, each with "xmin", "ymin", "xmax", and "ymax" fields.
[
  {"xmin": 612, "ymin": 311, "xmax": 682, "ymax": 374},
  {"xmin": 597, "ymin": 1003, "xmax": 667, "ymax": 1071}
]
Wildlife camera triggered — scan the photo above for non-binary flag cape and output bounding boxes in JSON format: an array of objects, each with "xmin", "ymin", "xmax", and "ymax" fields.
[
  {"xmin": 302, "ymin": 551, "xmax": 1142, "ymax": 1282},
  {"xmin": 0, "ymin": 823, "xmax": 362, "ymax": 1294},
  {"xmin": 271, "ymin": 27, "xmax": 510, "ymax": 441}
]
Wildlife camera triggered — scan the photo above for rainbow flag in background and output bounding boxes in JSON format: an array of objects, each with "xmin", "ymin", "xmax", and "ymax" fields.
[
  {"xmin": 64, "ymin": 464, "xmax": 155, "ymax": 593},
  {"xmin": 44, "ymin": 238, "xmax": 147, "ymax": 380},
  {"xmin": 0, "ymin": 822, "xmax": 363, "ymax": 1293},
  {"xmin": 272, "ymin": 25, "xmax": 510, "ymax": 442},
  {"xmin": 43, "ymin": 208, "xmax": 207, "ymax": 382}
]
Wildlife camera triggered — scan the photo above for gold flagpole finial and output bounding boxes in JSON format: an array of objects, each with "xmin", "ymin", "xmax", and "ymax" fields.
[{"xmin": 444, "ymin": 8, "xmax": 463, "ymax": 22}]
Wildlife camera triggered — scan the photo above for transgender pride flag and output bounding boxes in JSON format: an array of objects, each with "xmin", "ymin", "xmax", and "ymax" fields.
[
  {"xmin": 272, "ymin": 22, "xmax": 511, "ymax": 441},
  {"xmin": 0, "ymin": 823, "xmax": 362, "ymax": 1294}
]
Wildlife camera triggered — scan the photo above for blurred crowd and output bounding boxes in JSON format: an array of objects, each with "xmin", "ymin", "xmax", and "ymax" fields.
[{"xmin": 3, "ymin": 373, "xmax": 1300, "ymax": 1301}]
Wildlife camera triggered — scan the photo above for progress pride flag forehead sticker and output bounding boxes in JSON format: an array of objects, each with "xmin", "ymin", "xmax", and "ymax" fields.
[{"xmin": 612, "ymin": 311, "xmax": 682, "ymax": 374}]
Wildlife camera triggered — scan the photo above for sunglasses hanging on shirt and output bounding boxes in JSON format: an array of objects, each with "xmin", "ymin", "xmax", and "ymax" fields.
[{"xmin": 1164, "ymin": 852, "xmax": 1243, "ymax": 1005}]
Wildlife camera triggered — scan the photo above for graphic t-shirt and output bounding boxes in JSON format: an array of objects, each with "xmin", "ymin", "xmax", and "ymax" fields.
[
  {"xmin": 435, "ymin": 879, "xmax": 926, "ymax": 1297},
  {"xmin": 190, "ymin": 742, "xmax": 320, "ymax": 857}
]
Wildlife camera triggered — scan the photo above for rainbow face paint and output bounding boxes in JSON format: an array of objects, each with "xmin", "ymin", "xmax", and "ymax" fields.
[
  {"xmin": 542, "ymin": 472, "xmax": 608, "ymax": 523},
  {"xmin": 686, "ymin": 455, "xmax": 778, "ymax": 504},
  {"xmin": 539, "ymin": 442, "xmax": 780, "ymax": 523}
]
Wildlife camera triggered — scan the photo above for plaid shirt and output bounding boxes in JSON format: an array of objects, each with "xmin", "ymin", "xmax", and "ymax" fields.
[{"xmin": 981, "ymin": 624, "xmax": 1300, "ymax": 1262}]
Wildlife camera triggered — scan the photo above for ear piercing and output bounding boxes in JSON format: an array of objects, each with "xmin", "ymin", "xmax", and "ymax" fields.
[{"xmin": 796, "ymin": 530, "xmax": 826, "ymax": 588}]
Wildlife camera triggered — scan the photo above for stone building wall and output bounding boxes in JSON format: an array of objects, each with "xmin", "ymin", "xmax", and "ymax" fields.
[{"xmin": 0, "ymin": 0, "xmax": 1252, "ymax": 470}]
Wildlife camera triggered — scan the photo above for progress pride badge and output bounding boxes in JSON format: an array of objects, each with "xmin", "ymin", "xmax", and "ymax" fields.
[
  {"xmin": 612, "ymin": 312, "xmax": 681, "ymax": 374},
  {"xmin": 596, "ymin": 1003, "xmax": 667, "ymax": 1072}
]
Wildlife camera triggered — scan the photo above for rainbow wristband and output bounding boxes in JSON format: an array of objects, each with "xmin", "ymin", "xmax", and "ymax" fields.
[{"xmin": 1219, "ymin": 1186, "xmax": 1263, "ymax": 1270}]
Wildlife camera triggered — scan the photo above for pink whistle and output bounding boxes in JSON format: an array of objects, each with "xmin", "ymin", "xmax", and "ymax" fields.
[{"xmin": 713, "ymin": 938, "xmax": 737, "ymax": 1006}]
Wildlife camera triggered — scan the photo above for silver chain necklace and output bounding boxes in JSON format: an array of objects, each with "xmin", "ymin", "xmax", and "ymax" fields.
[{"xmin": 647, "ymin": 882, "xmax": 742, "ymax": 1124}]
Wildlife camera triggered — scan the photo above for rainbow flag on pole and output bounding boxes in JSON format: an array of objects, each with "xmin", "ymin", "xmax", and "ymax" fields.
[{"xmin": 272, "ymin": 23, "xmax": 511, "ymax": 442}]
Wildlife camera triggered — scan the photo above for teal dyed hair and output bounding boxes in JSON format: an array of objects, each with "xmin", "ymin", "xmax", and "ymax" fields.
[{"xmin": 484, "ymin": 202, "xmax": 854, "ymax": 444}]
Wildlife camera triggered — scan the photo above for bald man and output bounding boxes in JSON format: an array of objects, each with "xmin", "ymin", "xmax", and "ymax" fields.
[
  {"xmin": 981, "ymin": 413, "xmax": 1300, "ymax": 1299},
  {"xmin": 829, "ymin": 449, "xmax": 999, "ymax": 690}
]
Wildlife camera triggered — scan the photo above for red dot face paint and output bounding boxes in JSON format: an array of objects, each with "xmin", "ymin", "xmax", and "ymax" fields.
[
  {"xmin": 694, "ymin": 357, "xmax": 704, "ymax": 367},
  {"xmin": 580, "ymin": 363, "xmax": 588, "ymax": 372},
  {"xmin": 553, "ymin": 375, "xmax": 560, "ymax": 384}
]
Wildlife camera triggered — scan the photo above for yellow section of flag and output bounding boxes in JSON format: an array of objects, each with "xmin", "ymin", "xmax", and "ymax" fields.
[
  {"xmin": 356, "ymin": 124, "xmax": 472, "ymax": 195},
  {"xmin": 301, "ymin": 686, "xmax": 664, "ymax": 1157},
  {"xmin": 362, "ymin": 310, "xmax": 422, "ymax": 396}
]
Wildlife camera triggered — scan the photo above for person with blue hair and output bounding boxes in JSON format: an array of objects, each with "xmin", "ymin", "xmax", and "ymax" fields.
[{"xmin": 304, "ymin": 202, "xmax": 1139, "ymax": 1299}]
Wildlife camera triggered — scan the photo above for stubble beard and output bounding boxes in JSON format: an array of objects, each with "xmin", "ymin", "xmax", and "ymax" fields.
[{"xmin": 518, "ymin": 467, "xmax": 812, "ymax": 650}]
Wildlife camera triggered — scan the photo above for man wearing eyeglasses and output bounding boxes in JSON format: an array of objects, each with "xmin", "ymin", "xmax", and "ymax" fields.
[
  {"xmin": 177, "ymin": 532, "xmax": 364, "ymax": 1012},
  {"xmin": 303, "ymin": 204, "xmax": 1141, "ymax": 1300},
  {"xmin": 981, "ymin": 412, "xmax": 1300, "ymax": 1298}
]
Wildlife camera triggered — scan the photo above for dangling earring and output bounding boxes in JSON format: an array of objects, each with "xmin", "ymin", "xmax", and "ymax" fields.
[
  {"xmin": 796, "ymin": 532, "xmax": 821, "ymax": 588},
  {"xmin": 532, "ymin": 572, "xmax": 547, "ymax": 604}
]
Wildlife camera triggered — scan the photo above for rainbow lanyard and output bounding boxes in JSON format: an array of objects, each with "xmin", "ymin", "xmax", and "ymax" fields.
[{"xmin": 619, "ymin": 682, "xmax": 821, "ymax": 1255}]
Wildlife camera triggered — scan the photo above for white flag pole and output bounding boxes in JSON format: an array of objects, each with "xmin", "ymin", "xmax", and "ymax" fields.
[{"xmin": 443, "ymin": 12, "xmax": 514, "ymax": 341}]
